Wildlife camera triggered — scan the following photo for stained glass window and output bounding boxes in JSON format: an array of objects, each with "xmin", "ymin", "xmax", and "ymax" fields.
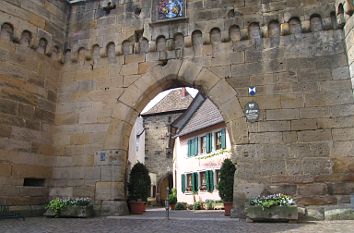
[{"xmin": 158, "ymin": 0, "xmax": 185, "ymax": 21}]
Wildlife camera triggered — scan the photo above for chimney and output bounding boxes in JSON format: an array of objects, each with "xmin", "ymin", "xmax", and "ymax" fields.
[{"xmin": 181, "ymin": 87, "xmax": 186, "ymax": 97}]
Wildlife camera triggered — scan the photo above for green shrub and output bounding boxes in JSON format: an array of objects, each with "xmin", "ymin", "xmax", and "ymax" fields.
[
  {"xmin": 175, "ymin": 202, "xmax": 187, "ymax": 210},
  {"xmin": 169, "ymin": 188, "xmax": 177, "ymax": 205},
  {"xmin": 128, "ymin": 162, "xmax": 151, "ymax": 202},
  {"xmin": 187, "ymin": 204, "xmax": 194, "ymax": 210},
  {"xmin": 205, "ymin": 199, "xmax": 214, "ymax": 210},
  {"xmin": 46, "ymin": 197, "xmax": 91, "ymax": 216},
  {"xmin": 218, "ymin": 159, "xmax": 236, "ymax": 202},
  {"xmin": 250, "ymin": 193, "xmax": 295, "ymax": 209},
  {"xmin": 193, "ymin": 201, "xmax": 203, "ymax": 210}
]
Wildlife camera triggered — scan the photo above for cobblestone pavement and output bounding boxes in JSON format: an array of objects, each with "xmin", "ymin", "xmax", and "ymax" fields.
[{"xmin": 1, "ymin": 209, "xmax": 354, "ymax": 233}]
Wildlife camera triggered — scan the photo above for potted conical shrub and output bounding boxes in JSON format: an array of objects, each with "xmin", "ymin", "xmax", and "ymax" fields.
[
  {"xmin": 128, "ymin": 162, "xmax": 151, "ymax": 214},
  {"xmin": 218, "ymin": 158, "xmax": 236, "ymax": 216},
  {"xmin": 169, "ymin": 188, "xmax": 177, "ymax": 210}
]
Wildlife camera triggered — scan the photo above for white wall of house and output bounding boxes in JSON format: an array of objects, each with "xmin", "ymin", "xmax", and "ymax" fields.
[
  {"xmin": 174, "ymin": 125, "xmax": 231, "ymax": 204},
  {"xmin": 128, "ymin": 116, "xmax": 157, "ymax": 199},
  {"xmin": 128, "ymin": 116, "xmax": 145, "ymax": 166}
]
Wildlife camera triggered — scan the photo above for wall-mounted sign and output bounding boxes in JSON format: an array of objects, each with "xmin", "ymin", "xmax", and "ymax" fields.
[
  {"xmin": 248, "ymin": 86, "xmax": 256, "ymax": 96},
  {"xmin": 244, "ymin": 102, "xmax": 260, "ymax": 122},
  {"xmin": 99, "ymin": 151, "xmax": 106, "ymax": 161}
]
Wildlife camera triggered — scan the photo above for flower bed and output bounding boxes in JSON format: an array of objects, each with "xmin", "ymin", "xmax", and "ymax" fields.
[
  {"xmin": 246, "ymin": 194, "xmax": 298, "ymax": 223},
  {"xmin": 44, "ymin": 198, "xmax": 93, "ymax": 218}
]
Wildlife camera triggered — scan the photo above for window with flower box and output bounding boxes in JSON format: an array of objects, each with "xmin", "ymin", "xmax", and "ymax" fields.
[
  {"xmin": 199, "ymin": 171, "xmax": 207, "ymax": 191},
  {"xmin": 200, "ymin": 136, "xmax": 206, "ymax": 154},
  {"xmin": 215, "ymin": 128, "xmax": 226, "ymax": 150}
]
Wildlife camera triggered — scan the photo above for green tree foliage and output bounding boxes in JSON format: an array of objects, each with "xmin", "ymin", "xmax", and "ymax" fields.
[
  {"xmin": 218, "ymin": 158, "xmax": 236, "ymax": 202},
  {"xmin": 128, "ymin": 162, "xmax": 151, "ymax": 202}
]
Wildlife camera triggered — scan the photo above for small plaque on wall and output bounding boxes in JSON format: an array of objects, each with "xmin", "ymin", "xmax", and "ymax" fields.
[
  {"xmin": 244, "ymin": 102, "xmax": 260, "ymax": 122},
  {"xmin": 99, "ymin": 151, "xmax": 106, "ymax": 161}
]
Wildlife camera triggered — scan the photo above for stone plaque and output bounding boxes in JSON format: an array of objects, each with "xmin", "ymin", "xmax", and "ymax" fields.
[
  {"xmin": 99, "ymin": 151, "xmax": 106, "ymax": 161},
  {"xmin": 244, "ymin": 102, "xmax": 260, "ymax": 122}
]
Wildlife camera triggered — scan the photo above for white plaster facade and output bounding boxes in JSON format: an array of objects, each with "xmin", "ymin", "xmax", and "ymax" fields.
[
  {"xmin": 128, "ymin": 116, "xmax": 145, "ymax": 166},
  {"xmin": 174, "ymin": 124, "xmax": 231, "ymax": 204}
]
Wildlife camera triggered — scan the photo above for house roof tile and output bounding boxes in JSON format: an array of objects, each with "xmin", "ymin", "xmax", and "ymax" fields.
[
  {"xmin": 178, "ymin": 98, "xmax": 224, "ymax": 136},
  {"xmin": 142, "ymin": 88, "xmax": 193, "ymax": 115}
]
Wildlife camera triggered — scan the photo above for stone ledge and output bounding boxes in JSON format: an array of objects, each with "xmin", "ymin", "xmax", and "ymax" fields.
[{"xmin": 245, "ymin": 206, "xmax": 298, "ymax": 223}]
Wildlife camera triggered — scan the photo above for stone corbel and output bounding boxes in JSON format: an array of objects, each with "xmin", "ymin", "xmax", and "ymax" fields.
[
  {"xmin": 184, "ymin": 35, "xmax": 192, "ymax": 48},
  {"xmin": 301, "ymin": 20, "xmax": 311, "ymax": 33},
  {"xmin": 280, "ymin": 23, "xmax": 290, "ymax": 36},
  {"xmin": 99, "ymin": 47, "xmax": 106, "ymax": 58}
]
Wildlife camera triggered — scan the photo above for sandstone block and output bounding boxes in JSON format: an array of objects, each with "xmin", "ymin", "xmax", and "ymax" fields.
[
  {"xmin": 332, "ymin": 141, "xmax": 354, "ymax": 157},
  {"xmin": 297, "ymin": 183, "xmax": 327, "ymax": 196},
  {"xmin": 297, "ymin": 129, "xmax": 332, "ymax": 142},
  {"xmin": 327, "ymin": 183, "xmax": 354, "ymax": 195},
  {"xmin": 124, "ymin": 54, "xmax": 145, "ymax": 64},
  {"xmin": 332, "ymin": 157, "xmax": 354, "ymax": 173},
  {"xmin": 0, "ymin": 163, "xmax": 12, "ymax": 176},
  {"xmin": 249, "ymin": 132, "xmax": 283, "ymax": 144},
  {"xmin": 332, "ymin": 128, "xmax": 354, "ymax": 141},
  {"xmin": 291, "ymin": 119, "xmax": 317, "ymax": 131},
  {"xmin": 70, "ymin": 133, "xmax": 91, "ymax": 145},
  {"xmin": 257, "ymin": 121, "xmax": 290, "ymax": 132},
  {"xmin": 296, "ymin": 196, "xmax": 337, "ymax": 206},
  {"xmin": 95, "ymin": 181, "xmax": 124, "ymax": 201},
  {"xmin": 266, "ymin": 109, "xmax": 299, "ymax": 120},
  {"xmin": 120, "ymin": 63, "xmax": 138, "ymax": 75},
  {"xmin": 264, "ymin": 184, "xmax": 297, "ymax": 195},
  {"xmin": 302, "ymin": 158, "xmax": 331, "ymax": 175},
  {"xmin": 283, "ymin": 131, "xmax": 298, "ymax": 144},
  {"xmin": 49, "ymin": 187, "xmax": 73, "ymax": 197},
  {"xmin": 0, "ymin": 124, "xmax": 12, "ymax": 137},
  {"xmin": 12, "ymin": 164, "xmax": 51, "ymax": 178},
  {"xmin": 300, "ymin": 107, "xmax": 330, "ymax": 119}
]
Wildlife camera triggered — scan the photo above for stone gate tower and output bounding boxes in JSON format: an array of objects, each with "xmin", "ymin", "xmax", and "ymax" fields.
[{"xmin": 0, "ymin": 0, "xmax": 354, "ymax": 216}]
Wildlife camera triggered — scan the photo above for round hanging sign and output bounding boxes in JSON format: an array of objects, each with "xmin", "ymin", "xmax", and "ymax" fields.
[{"xmin": 244, "ymin": 102, "xmax": 260, "ymax": 122}]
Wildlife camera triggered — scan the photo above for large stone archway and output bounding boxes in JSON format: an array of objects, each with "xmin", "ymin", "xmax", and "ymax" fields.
[
  {"xmin": 99, "ymin": 59, "xmax": 246, "ymax": 215},
  {"xmin": 2, "ymin": 0, "xmax": 354, "ymax": 218}
]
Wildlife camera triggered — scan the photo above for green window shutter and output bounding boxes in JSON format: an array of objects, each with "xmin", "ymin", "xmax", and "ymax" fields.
[
  {"xmin": 195, "ymin": 137, "xmax": 199, "ymax": 155},
  {"xmin": 210, "ymin": 133, "xmax": 213, "ymax": 152},
  {"xmin": 206, "ymin": 134, "xmax": 210, "ymax": 153},
  {"xmin": 181, "ymin": 174, "xmax": 186, "ymax": 193},
  {"xmin": 221, "ymin": 128, "xmax": 226, "ymax": 149},
  {"xmin": 191, "ymin": 173, "xmax": 195, "ymax": 192},
  {"xmin": 209, "ymin": 170, "xmax": 214, "ymax": 192},
  {"xmin": 193, "ymin": 137, "xmax": 198, "ymax": 156},
  {"xmin": 193, "ymin": 172, "xmax": 199, "ymax": 192},
  {"xmin": 187, "ymin": 139, "xmax": 191, "ymax": 157},
  {"xmin": 206, "ymin": 170, "xmax": 210, "ymax": 192},
  {"xmin": 206, "ymin": 133, "xmax": 213, "ymax": 153}
]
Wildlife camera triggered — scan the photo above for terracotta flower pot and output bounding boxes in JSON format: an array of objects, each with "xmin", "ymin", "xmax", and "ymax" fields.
[
  {"xmin": 169, "ymin": 203, "xmax": 176, "ymax": 210},
  {"xmin": 129, "ymin": 200, "xmax": 146, "ymax": 214},
  {"xmin": 223, "ymin": 202, "xmax": 233, "ymax": 216}
]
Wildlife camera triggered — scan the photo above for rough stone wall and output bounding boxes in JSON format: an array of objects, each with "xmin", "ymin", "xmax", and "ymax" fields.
[
  {"xmin": 143, "ymin": 112, "xmax": 182, "ymax": 188},
  {"xmin": 55, "ymin": 0, "xmax": 354, "ymax": 216},
  {"xmin": 0, "ymin": 0, "xmax": 68, "ymax": 213},
  {"xmin": 1, "ymin": 0, "xmax": 354, "ymax": 217}
]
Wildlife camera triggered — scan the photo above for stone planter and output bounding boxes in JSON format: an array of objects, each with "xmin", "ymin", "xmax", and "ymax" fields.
[
  {"xmin": 246, "ymin": 206, "xmax": 298, "ymax": 223},
  {"xmin": 44, "ymin": 205, "xmax": 94, "ymax": 218}
]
